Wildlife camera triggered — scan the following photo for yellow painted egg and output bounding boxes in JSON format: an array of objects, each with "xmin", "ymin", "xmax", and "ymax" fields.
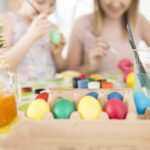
[
  {"xmin": 60, "ymin": 71, "xmax": 81, "ymax": 79},
  {"xmin": 90, "ymin": 74, "xmax": 103, "ymax": 81},
  {"xmin": 26, "ymin": 99, "xmax": 50, "ymax": 120},
  {"xmin": 77, "ymin": 96, "xmax": 102, "ymax": 120},
  {"xmin": 126, "ymin": 72, "xmax": 135, "ymax": 88}
]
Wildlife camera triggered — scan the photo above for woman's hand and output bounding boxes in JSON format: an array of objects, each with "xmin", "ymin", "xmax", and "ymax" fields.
[
  {"xmin": 89, "ymin": 37, "xmax": 109, "ymax": 69},
  {"xmin": 27, "ymin": 13, "xmax": 52, "ymax": 41}
]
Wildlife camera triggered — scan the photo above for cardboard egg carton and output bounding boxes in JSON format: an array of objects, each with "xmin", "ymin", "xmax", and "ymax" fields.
[
  {"xmin": 1, "ymin": 88, "xmax": 150, "ymax": 150},
  {"xmin": 48, "ymin": 88, "xmax": 136, "ymax": 115},
  {"xmin": 138, "ymin": 108, "xmax": 150, "ymax": 120}
]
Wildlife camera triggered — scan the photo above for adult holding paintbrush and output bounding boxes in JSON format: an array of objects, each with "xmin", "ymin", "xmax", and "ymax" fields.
[
  {"xmin": 0, "ymin": 0, "xmax": 65, "ymax": 81},
  {"xmin": 67, "ymin": 0, "xmax": 150, "ymax": 74}
]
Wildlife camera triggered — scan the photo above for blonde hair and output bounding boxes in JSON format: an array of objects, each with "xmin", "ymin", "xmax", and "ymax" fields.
[
  {"xmin": 9, "ymin": 0, "xmax": 42, "ymax": 10},
  {"xmin": 9, "ymin": 0, "xmax": 23, "ymax": 10},
  {"xmin": 94, "ymin": 0, "xmax": 139, "ymax": 37}
]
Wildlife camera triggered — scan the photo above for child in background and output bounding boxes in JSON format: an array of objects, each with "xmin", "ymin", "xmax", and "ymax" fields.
[
  {"xmin": 67, "ymin": 0, "xmax": 150, "ymax": 74},
  {"xmin": 0, "ymin": 0, "xmax": 65, "ymax": 81}
]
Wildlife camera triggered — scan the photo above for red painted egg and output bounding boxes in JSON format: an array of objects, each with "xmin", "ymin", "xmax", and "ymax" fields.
[
  {"xmin": 80, "ymin": 74, "xmax": 88, "ymax": 80},
  {"xmin": 104, "ymin": 99, "xmax": 128, "ymax": 119},
  {"xmin": 118, "ymin": 59, "xmax": 133, "ymax": 72},
  {"xmin": 35, "ymin": 92, "xmax": 49, "ymax": 102}
]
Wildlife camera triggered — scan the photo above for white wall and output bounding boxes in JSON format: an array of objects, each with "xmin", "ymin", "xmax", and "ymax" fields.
[
  {"xmin": 140, "ymin": 0, "xmax": 150, "ymax": 21},
  {"xmin": 49, "ymin": 0, "xmax": 94, "ymax": 38}
]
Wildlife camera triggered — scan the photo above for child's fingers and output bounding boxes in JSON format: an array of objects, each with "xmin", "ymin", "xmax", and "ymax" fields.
[
  {"xmin": 35, "ymin": 13, "xmax": 48, "ymax": 21},
  {"xmin": 51, "ymin": 39, "xmax": 65, "ymax": 56},
  {"xmin": 39, "ymin": 24, "xmax": 52, "ymax": 31},
  {"xmin": 61, "ymin": 34, "xmax": 65, "ymax": 41},
  {"xmin": 60, "ymin": 35, "xmax": 66, "ymax": 45},
  {"xmin": 51, "ymin": 45, "xmax": 62, "ymax": 55},
  {"xmin": 38, "ymin": 21, "xmax": 52, "ymax": 30},
  {"xmin": 38, "ymin": 13, "xmax": 47, "ymax": 18},
  {"xmin": 38, "ymin": 20, "xmax": 51, "ymax": 25}
]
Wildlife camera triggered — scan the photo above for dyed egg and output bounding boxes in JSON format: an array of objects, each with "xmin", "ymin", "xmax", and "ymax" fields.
[
  {"xmin": 107, "ymin": 92, "xmax": 124, "ymax": 101},
  {"xmin": 134, "ymin": 92, "xmax": 150, "ymax": 114},
  {"xmin": 118, "ymin": 59, "xmax": 133, "ymax": 71},
  {"xmin": 80, "ymin": 74, "xmax": 88, "ymax": 80},
  {"xmin": 126, "ymin": 72, "xmax": 135, "ymax": 88},
  {"xmin": 123, "ymin": 69, "xmax": 133, "ymax": 83},
  {"xmin": 87, "ymin": 92, "xmax": 99, "ymax": 99},
  {"xmin": 26, "ymin": 99, "xmax": 50, "ymax": 120},
  {"xmin": 52, "ymin": 99, "xmax": 75, "ymax": 119},
  {"xmin": 104, "ymin": 99, "xmax": 128, "ymax": 119},
  {"xmin": 77, "ymin": 96, "xmax": 102, "ymax": 120},
  {"xmin": 35, "ymin": 92, "xmax": 49, "ymax": 102},
  {"xmin": 50, "ymin": 30, "xmax": 61, "ymax": 45},
  {"xmin": 90, "ymin": 74, "xmax": 103, "ymax": 81}
]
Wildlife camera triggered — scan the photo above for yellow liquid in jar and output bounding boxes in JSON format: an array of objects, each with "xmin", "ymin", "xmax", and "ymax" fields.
[{"xmin": 0, "ymin": 94, "xmax": 17, "ymax": 127}]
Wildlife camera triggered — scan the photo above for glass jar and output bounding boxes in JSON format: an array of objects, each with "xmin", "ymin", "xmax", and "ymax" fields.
[
  {"xmin": 134, "ymin": 49, "xmax": 150, "ymax": 98},
  {"xmin": 0, "ymin": 55, "xmax": 21, "ymax": 127}
]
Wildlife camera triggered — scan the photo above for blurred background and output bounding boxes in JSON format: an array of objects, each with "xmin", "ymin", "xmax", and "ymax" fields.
[
  {"xmin": 0, "ymin": 0, "xmax": 150, "ymax": 56},
  {"xmin": 1, "ymin": 0, "xmax": 150, "ymax": 36}
]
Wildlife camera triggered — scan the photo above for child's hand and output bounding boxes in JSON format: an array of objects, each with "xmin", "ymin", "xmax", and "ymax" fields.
[
  {"xmin": 89, "ymin": 38, "xmax": 109, "ymax": 68},
  {"xmin": 50, "ymin": 35, "xmax": 66, "ymax": 57},
  {"xmin": 27, "ymin": 13, "xmax": 52, "ymax": 41}
]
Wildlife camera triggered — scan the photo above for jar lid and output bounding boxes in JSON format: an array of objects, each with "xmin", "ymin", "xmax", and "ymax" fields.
[
  {"xmin": 0, "ymin": 18, "xmax": 5, "ymax": 48},
  {"xmin": 0, "ymin": 54, "xmax": 9, "ymax": 69}
]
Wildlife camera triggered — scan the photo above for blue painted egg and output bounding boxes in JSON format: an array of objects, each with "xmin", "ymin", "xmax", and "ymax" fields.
[
  {"xmin": 134, "ymin": 92, "xmax": 150, "ymax": 114},
  {"xmin": 87, "ymin": 92, "xmax": 99, "ymax": 99},
  {"xmin": 107, "ymin": 92, "xmax": 124, "ymax": 101}
]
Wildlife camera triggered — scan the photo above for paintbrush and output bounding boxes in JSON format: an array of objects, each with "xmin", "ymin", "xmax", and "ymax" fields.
[
  {"xmin": 127, "ymin": 24, "xmax": 150, "ymax": 95},
  {"xmin": 85, "ymin": 26, "xmax": 120, "ymax": 57},
  {"xmin": 27, "ymin": 0, "xmax": 40, "ymax": 14},
  {"xmin": 127, "ymin": 24, "xmax": 146, "ymax": 74}
]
